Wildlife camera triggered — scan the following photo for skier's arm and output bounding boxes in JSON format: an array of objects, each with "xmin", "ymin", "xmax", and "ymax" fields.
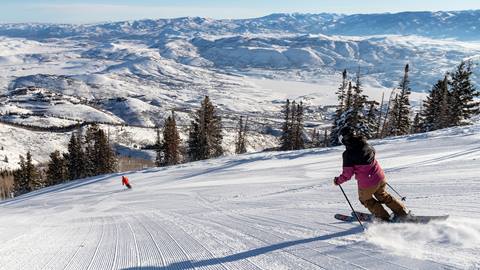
[{"xmin": 336, "ymin": 152, "xmax": 354, "ymax": 184}]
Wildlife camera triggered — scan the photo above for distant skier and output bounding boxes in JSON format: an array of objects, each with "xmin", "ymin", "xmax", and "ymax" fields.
[
  {"xmin": 333, "ymin": 126, "xmax": 408, "ymax": 221},
  {"xmin": 122, "ymin": 175, "xmax": 132, "ymax": 189}
]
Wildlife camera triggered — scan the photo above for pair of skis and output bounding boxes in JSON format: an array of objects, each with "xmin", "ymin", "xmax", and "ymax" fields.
[{"xmin": 335, "ymin": 211, "xmax": 449, "ymax": 224}]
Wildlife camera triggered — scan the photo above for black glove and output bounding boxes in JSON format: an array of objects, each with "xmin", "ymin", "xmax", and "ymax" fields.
[{"xmin": 333, "ymin": 177, "xmax": 339, "ymax": 186}]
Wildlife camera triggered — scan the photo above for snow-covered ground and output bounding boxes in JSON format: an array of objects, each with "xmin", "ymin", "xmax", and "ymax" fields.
[{"xmin": 1, "ymin": 124, "xmax": 479, "ymax": 269}]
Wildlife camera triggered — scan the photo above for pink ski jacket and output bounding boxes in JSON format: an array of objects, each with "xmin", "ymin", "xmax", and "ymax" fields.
[
  {"xmin": 336, "ymin": 159, "xmax": 385, "ymax": 189},
  {"xmin": 336, "ymin": 136, "xmax": 385, "ymax": 189}
]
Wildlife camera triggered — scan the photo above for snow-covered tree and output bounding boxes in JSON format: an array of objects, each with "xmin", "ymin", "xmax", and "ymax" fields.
[
  {"xmin": 331, "ymin": 68, "xmax": 375, "ymax": 144},
  {"xmin": 330, "ymin": 70, "xmax": 349, "ymax": 145},
  {"xmin": 366, "ymin": 100, "xmax": 380, "ymax": 137},
  {"xmin": 386, "ymin": 64, "xmax": 412, "ymax": 136},
  {"xmin": 349, "ymin": 68, "xmax": 374, "ymax": 138}
]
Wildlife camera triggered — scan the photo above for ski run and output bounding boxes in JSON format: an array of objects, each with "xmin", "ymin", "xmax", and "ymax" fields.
[{"xmin": 1, "ymin": 124, "xmax": 479, "ymax": 270}]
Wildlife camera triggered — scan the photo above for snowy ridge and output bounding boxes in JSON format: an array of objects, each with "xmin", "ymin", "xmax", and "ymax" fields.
[
  {"xmin": 1, "ymin": 11, "xmax": 480, "ymax": 40},
  {"xmin": 1, "ymin": 124, "xmax": 479, "ymax": 269}
]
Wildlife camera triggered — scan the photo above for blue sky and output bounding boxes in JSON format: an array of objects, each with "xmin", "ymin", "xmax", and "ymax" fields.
[{"xmin": 1, "ymin": 0, "xmax": 480, "ymax": 23}]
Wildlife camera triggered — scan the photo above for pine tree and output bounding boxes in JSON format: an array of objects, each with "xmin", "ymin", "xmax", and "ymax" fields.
[
  {"xmin": 46, "ymin": 150, "xmax": 68, "ymax": 186},
  {"xmin": 393, "ymin": 64, "xmax": 411, "ymax": 135},
  {"xmin": 91, "ymin": 127, "xmax": 117, "ymax": 175},
  {"xmin": 293, "ymin": 102, "xmax": 305, "ymax": 150},
  {"xmin": 84, "ymin": 125, "xmax": 98, "ymax": 177},
  {"xmin": 438, "ymin": 76, "xmax": 451, "ymax": 129},
  {"xmin": 155, "ymin": 127, "xmax": 163, "ymax": 167},
  {"xmin": 411, "ymin": 112, "xmax": 423, "ymax": 134},
  {"xmin": 66, "ymin": 133, "xmax": 86, "ymax": 180},
  {"xmin": 365, "ymin": 101, "xmax": 380, "ymax": 137},
  {"xmin": 376, "ymin": 92, "xmax": 385, "ymax": 138},
  {"xmin": 309, "ymin": 128, "xmax": 317, "ymax": 148},
  {"xmin": 187, "ymin": 120, "xmax": 201, "ymax": 161},
  {"xmin": 235, "ymin": 116, "xmax": 248, "ymax": 154},
  {"xmin": 422, "ymin": 76, "xmax": 450, "ymax": 131},
  {"xmin": 323, "ymin": 128, "xmax": 329, "ymax": 147},
  {"xmin": 330, "ymin": 70, "xmax": 349, "ymax": 146},
  {"xmin": 449, "ymin": 61, "xmax": 479, "ymax": 125},
  {"xmin": 243, "ymin": 117, "xmax": 249, "ymax": 151},
  {"xmin": 309, "ymin": 128, "xmax": 323, "ymax": 148},
  {"xmin": 330, "ymin": 81, "xmax": 356, "ymax": 146},
  {"xmin": 345, "ymin": 82, "xmax": 353, "ymax": 109},
  {"xmin": 160, "ymin": 111, "xmax": 181, "ymax": 166},
  {"xmin": 334, "ymin": 69, "xmax": 348, "ymax": 116},
  {"xmin": 289, "ymin": 100, "xmax": 297, "ymax": 149},
  {"xmin": 349, "ymin": 68, "xmax": 372, "ymax": 138},
  {"xmin": 280, "ymin": 99, "xmax": 292, "ymax": 150},
  {"xmin": 330, "ymin": 109, "xmax": 349, "ymax": 146},
  {"xmin": 13, "ymin": 155, "xmax": 28, "ymax": 195},
  {"xmin": 187, "ymin": 96, "xmax": 223, "ymax": 161},
  {"xmin": 380, "ymin": 91, "xmax": 395, "ymax": 138},
  {"xmin": 25, "ymin": 152, "xmax": 42, "ymax": 190},
  {"xmin": 13, "ymin": 152, "xmax": 40, "ymax": 195},
  {"xmin": 385, "ymin": 93, "xmax": 400, "ymax": 136},
  {"xmin": 422, "ymin": 78, "xmax": 444, "ymax": 131}
]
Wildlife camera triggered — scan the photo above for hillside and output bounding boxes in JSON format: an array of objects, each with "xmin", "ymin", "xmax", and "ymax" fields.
[{"xmin": 1, "ymin": 124, "xmax": 479, "ymax": 269}]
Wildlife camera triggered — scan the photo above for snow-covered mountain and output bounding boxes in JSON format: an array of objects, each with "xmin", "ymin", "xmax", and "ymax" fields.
[
  {"xmin": 1, "ymin": 123, "xmax": 479, "ymax": 269},
  {"xmin": 2, "ymin": 11, "xmax": 480, "ymax": 40},
  {"xmin": 1, "ymin": 11, "xmax": 479, "ymax": 92},
  {"xmin": 0, "ymin": 11, "xmax": 479, "ymax": 167}
]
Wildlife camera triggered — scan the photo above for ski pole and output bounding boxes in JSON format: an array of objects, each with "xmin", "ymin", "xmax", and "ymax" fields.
[
  {"xmin": 338, "ymin": 184, "xmax": 365, "ymax": 230},
  {"xmin": 386, "ymin": 182, "xmax": 406, "ymax": 201}
]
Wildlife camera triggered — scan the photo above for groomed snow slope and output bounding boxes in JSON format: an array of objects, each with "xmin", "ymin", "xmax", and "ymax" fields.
[{"xmin": 1, "ymin": 125, "xmax": 479, "ymax": 270}]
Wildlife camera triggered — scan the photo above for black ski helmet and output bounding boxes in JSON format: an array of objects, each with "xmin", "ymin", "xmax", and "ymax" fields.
[
  {"xmin": 338, "ymin": 126, "xmax": 355, "ymax": 144},
  {"xmin": 340, "ymin": 126, "xmax": 355, "ymax": 137}
]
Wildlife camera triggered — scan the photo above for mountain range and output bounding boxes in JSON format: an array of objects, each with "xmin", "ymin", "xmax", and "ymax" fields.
[
  {"xmin": 1, "ymin": 10, "xmax": 480, "ymax": 40},
  {"xmin": 0, "ymin": 10, "xmax": 479, "ymax": 168}
]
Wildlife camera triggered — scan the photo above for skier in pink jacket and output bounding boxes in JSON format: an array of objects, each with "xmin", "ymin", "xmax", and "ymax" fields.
[{"xmin": 334, "ymin": 127, "xmax": 408, "ymax": 221}]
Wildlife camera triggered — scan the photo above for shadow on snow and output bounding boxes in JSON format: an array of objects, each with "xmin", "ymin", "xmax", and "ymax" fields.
[{"xmin": 121, "ymin": 226, "xmax": 362, "ymax": 270}]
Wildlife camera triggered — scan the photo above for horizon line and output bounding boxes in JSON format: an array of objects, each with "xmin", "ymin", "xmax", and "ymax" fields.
[{"xmin": 0, "ymin": 8, "xmax": 479, "ymax": 25}]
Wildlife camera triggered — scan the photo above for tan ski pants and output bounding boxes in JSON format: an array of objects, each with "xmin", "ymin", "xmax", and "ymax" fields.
[{"xmin": 358, "ymin": 180, "xmax": 408, "ymax": 221}]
